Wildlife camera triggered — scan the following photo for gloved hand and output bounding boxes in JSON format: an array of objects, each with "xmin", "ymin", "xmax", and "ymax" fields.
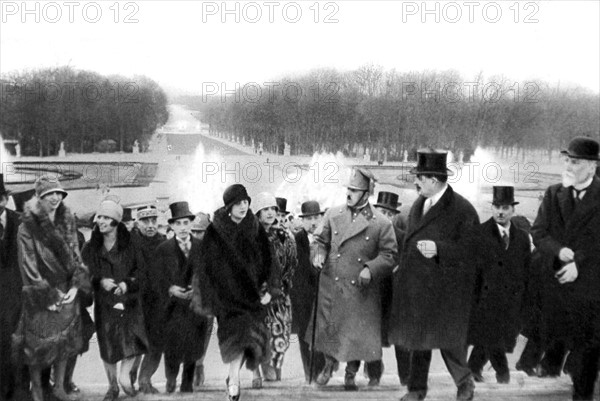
[{"xmin": 358, "ymin": 267, "xmax": 371, "ymax": 288}]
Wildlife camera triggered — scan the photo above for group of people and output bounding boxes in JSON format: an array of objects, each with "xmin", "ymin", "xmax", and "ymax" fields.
[{"xmin": 0, "ymin": 135, "xmax": 599, "ymax": 401}]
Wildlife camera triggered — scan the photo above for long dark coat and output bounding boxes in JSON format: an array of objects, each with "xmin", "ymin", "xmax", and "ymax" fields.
[
  {"xmin": 531, "ymin": 177, "xmax": 600, "ymax": 348},
  {"xmin": 133, "ymin": 231, "xmax": 166, "ymax": 349},
  {"xmin": 12, "ymin": 199, "xmax": 90, "ymax": 366},
  {"xmin": 290, "ymin": 228, "xmax": 319, "ymax": 337},
  {"xmin": 82, "ymin": 225, "xmax": 148, "ymax": 364},
  {"xmin": 1, "ymin": 208, "xmax": 23, "ymax": 397},
  {"xmin": 389, "ymin": 185, "xmax": 480, "ymax": 350},
  {"xmin": 467, "ymin": 218, "xmax": 531, "ymax": 351},
  {"xmin": 195, "ymin": 207, "xmax": 273, "ymax": 370},
  {"xmin": 153, "ymin": 236, "xmax": 212, "ymax": 362},
  {"xmin": 307, "ymin": 203, "xmax": 397, "ymax": 362}
]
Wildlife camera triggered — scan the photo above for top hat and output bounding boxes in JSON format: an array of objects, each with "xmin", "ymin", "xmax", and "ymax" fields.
[
  {"xmin": 492, "ymin": 186, "xmax": 519, "ymax": 206},
  {"xmin": 561, "ymin": 137, "xmax": 600, "ymax": 161},
  {"xmin": 0, "ymin": 174, "xmax": 8, "ymax": 197},
  {"xmin": 136, "ymin": 205, "xmax": 158, "ymax": 220},
  {"xmin": 168, "ymin": 201, "xmax": 196, "ymax": 224},
  {"xmin": 11, "ymin": 188, "xmax": 36, "ymax": 213},
  {"xmin": 276, "ymin": 197, "xmax": 290, "ymax": 215},
  {"xmin": 299, "ymin": 200, "xmax": 325, "ymax": 217},
  {"xmin": 122, "ymin": 208, "xmax": 134, "ymax": 222},
  {"xmin": 347, "ymin": 167, "xmax": 376, "ymax": 194},
  {"xmin": 374, "ymin": 191, "xmax": 401, "ymax": 213},
  {"xmin": 409, "ymin": 148, "xmax": 454, "ymax": 176}
]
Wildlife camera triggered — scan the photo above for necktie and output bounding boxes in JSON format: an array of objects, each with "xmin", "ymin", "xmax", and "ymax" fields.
[
  {"xmin": 502, "ymin": 231, "xmax": 510, "ymax": 250},
  {"xmin": 572, "ymin": 187, "xmax": 587, "ymax": 207},
  {"xmin": 179, "ymin": 240, "xmax": 190, "ymax": 258},
  {"xmin": 422, "ymin": 198, "xmax": 433, "ymax": 216}
]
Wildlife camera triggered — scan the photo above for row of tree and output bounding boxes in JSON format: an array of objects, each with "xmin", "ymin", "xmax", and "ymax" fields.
[
  {"xmin": 0, "ymin": 66, "xmax": 169, "ymax": 156},
  {"xmin": 178, "ymin": 66, "xmax": 599, "ymax": 161}
]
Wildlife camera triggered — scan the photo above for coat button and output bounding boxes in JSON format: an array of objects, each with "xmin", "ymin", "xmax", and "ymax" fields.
[
  {"xmin": 365, "ymin": 236, "xmax": 370, "ymax": 241},
  {"xmin": 337, "ymin": 254, "xmax": 341, "ymax": 258},
  {"xmin": 351, "ymin": 280, "xmax": 356, "ymax": 285},
  {"xmin": 358, "ymin": 258, "xmax": 362, "ymax": 262},
  {"xmin": 335, "ymin": 277, "xmax": 339, "ymax": 281},
  {"xmin": 334, "ymin": 231, "xmax": 338, "ymax": 235}
]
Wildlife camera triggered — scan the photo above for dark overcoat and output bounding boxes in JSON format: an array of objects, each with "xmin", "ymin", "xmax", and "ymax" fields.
[
  {"xmin": 307, "ymin": 203, "xmax": 397, "ymax": 362},
  {"xmin": 531, "ymin": 177, "xmax": 600, "ymax": 348},
  {"xmin": 290, "ymin": 228, "xmax": 319, "ymax": 337},
  {"xmin": 82, "ymin": 225, "xmax": 148, "ymax": 364},
  {"xmin": 133, "ymin": 231, "xmax": 167, "ymax": 349},
  {"xmin": 1, "ymin": 209, "xmax": 22, "ymax": 397},
  {"xmin": 388, "ymin": 185, "xmax": 480, "ymax": 350},
  {"xmin": 467, "ymin": 218, "xmax": 531, "ymax": 351},
  {"xmin": 153, "ymin": 236, "xmax": 212, "ymax": 362}
]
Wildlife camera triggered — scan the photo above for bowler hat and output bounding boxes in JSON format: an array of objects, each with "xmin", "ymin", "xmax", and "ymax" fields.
[
  {"xmin": 168, "ymin": 201, "xmax": 196, "ymax": 224},
  {"xmin": 11, "ymin": 188, "xmax": 36, "ymax": 213},
  {"xmin": 492, "ymin": 186, "xmax": 519, "ymax": 206},
  {"xmin": 347, "ymin": 167, "xmax": 376, "ymax": 194},
  {"xmin": 136, "ymin": 205, "xmax": 158, "ymax": 220},
  {"xmin": 0, "ymin": 174, "xmax": 8, "ymax": 197},
  {"xmin": 192, "ymin": 212, "xmax": 211, "ymax": 231},
  {"xmin": 35, "ymin": 176, "xmax": 68, "ymax": 198},
  {"xmin": 561, "ymin": 137, "xmax": 600, "ymax": 161},
  {"xmin": 409, "ymin": 148, "xmax": 454, "ymax": 176},
  {"xmin": 299, "ymin": 200, "xmax": 325, "ymax": 217},
  {"xmin": 276, "ymin": 197, "xmax": 290, "ymax": 215},
  {"xmin": 223, "ymin": 184, "xmax": 251, "ymax": 210},
  {"xmin": 374, "ymin": 191, "xmax": 401, "ymax": 213}
]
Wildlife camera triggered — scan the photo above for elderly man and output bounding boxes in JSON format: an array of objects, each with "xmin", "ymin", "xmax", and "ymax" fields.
[
  {"xmin": 531, "ymin": 137, "xmax": 600, "ymax": 401},
  {"xmin": 310, "ymin": 168, "xmax": 397, "ymax": 390},
  {"xmin": 389, "ymin": 148, "xmax": 479, "ymax": 401}
]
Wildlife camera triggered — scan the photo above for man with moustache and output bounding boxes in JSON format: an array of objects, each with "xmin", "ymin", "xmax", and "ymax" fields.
[
  {"xmin": 531, "ymin": 137, "xmax": 600, "ymax": 401},
  {"xmin": 290, "ymin": 200, "xmax": 326, "ymax": 383},
  {"xmin": 388, "ymin": 149, "xmax": 479, "ymax": 401},
  {"xmin": 311, "ymin": 168, "xmax": 397, "ymax": 390},
  {"xmin": 131, "ymin": 205, "xmax": 166, "ymax": 394},
  {"xmin": 467, "ymin": 186, "xmax": 531, "ymax": 384}
]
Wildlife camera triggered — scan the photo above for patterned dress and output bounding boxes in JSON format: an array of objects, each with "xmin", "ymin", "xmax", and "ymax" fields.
[{"xmin": 263, "ymin": 224, "xmax": 297, "ymax": 373}]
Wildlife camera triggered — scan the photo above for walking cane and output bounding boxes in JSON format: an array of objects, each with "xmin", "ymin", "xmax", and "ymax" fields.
[{"xmin": 308, "ymin": 266, "xmax": 321, "ymax": 385}]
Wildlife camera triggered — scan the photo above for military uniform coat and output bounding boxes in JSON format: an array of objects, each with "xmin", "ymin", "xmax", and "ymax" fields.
[
  {"xmin": 388, "ymin": 185, "xmax": 480, "ymax": 350},
  {"xmin": 531, "ymin": 177, "xmax": 600, "ymax": 348},
  {"xmin": 153, "ymin": 236, "xmax": 212, "ymax": 362},
  {"xmin": 307, "ymin": 203, "xmax": 397, "ymax": 362},
  {"xmin": 467, "ymin": 218, "xmax": 531, "ymax": 351}
]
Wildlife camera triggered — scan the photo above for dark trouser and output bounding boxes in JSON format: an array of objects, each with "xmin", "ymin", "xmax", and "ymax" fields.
[
  {"xmin": 408, "ymin": 347, "xmax": 471, "ymax": 394},
  {"xmin": 299, "ymin": 338, "xmax": 326, "ymax": 382},
  {"xmin": 346, "ymin": 360, "xmax": 383, "ymax": 379},
  {"xmin": 517, "ymin": 336, "xmax": 544, "ymax": 370},
  {"xmin": 0, "ymin": 363, "xmax": 29, "ymax": 400},
  {"xmin": 165, "ymin": 353, "xmax": 195, "ymax": 389},
  {"xmin": 569, "ymin": 346, "xmax": 600, "ymax": 400},
  {"xmin": 395, "ymin": 346, "xmax": 411, "ymax": 384},
  {"xmin": 468, "ymin": 346, "xmax": 509, "ymax": 376},
  {"xmin": 540, "ymin": 340, "xmax": 568, "ymax": 375},
  {"xmin": 138, "ymin": 350, "xmax": 162, "ymax": 386}
]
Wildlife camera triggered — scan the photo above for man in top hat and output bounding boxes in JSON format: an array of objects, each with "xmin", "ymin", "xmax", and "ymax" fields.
[
  {"xmin": 291, "ymin": 200, "xmax": 326, "ymax": 383},
  {"xmin": 310, "ymin": 168, "xmax": 397, "ymax": 390},
  {"xmin": 0, "ymin": 174, "xmax": 30, "ymax": 401},
  {"xmin": 151, "ymin": 202, "xmax": 212, "ymax": 393},
  {"xmin": 467, "ymin": 186, "xmax": 531, "ymax": 384},
  {"xmin": 388, "ymin": 148, "xmax": 479, "ymax": 401},
  {"xmin": 122, "ymin": 208, "xmax": 135, "ymax": 232},
  {"xmin": 276, "ymin": 197, "xmax": 292, "ymax": 229},
  {"xmin": 531, "ymin": 136, "xmax": 600, "ymax": 400},
  {"xmin": 130, "ymin": 204, "xmax": 167, "ymax": 394}
]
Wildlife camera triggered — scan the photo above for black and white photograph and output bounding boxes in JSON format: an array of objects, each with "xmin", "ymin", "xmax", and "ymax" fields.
[{"xmin": 1, "ymin": 1, "xmax": 599, "ymax": 400}]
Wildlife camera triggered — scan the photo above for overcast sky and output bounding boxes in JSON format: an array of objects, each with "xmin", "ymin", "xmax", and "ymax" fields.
[{"xmin": 1, "ymin": 1, "xmax": 599, "ymax": 95}]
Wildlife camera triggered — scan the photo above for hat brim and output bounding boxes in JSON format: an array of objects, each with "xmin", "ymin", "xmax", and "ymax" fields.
[
  {"xmin": 374, "ymin": 204, "xmax": 401, "ymax": 213},
  {"xmin": 168, "ymin": 214, "xmax": 196, "ymax": 224},
  {"xmin": 299, "ymin": 211, "xmax": 325, "ymax": 218},
  {"xmin": 409, "ymin": 167, "xmax": 455, "ymax": 176},
  {"xmin": 491, "ymin": 202, "xmax": 520, "ymax": 206},
  {"xmin": 346, "ymin": 185, "xmax": 369, "ymax": 191},
  {"xmin": 560, "ymin": 150, "xmax": 600, "ymax": 161},
  {"xmin": 39, "ymin": 188, "xmax": 68, "ymax": 199}
]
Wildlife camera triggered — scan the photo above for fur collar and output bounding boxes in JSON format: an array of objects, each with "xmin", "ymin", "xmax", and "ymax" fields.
[
  {"xmin": 22, "ymin": 197, "xmax": 77, "ymax": 271},
  {"xmin": 88, "ymin": 223, "xmax": 132, "ymax": 252},
  {"xmin": 212, "ymin": 206, "xmax": 261, "ymax": 246}
]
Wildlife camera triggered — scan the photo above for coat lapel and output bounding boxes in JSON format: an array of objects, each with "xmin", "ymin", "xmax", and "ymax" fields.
[
  {"xmin": 405, "ymin": 186, "xmax": 453, "ymax": 242},
  {"xmin": 566, "ymin": 177, "xmax": 600, "ymax": 235},
  {"xmin": 335, "ymin": 206, "xmax": 370, "ymax": 247},
  {"xmin": 557, "ymin": 184, "xmax": 574, "ymax": 225}
]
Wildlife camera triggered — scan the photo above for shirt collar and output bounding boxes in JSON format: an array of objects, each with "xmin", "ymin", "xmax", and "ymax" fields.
[
  {"xmin": 497, "ymin": 222, "xmax": 511, "ymax": 237},
  {"xmin": 0, "ymin": 209, "xmax": 6, "ymax": 227},
  {"xmin": 427, "ymin": 183, "xmax": 449, "ymax": 208},
  {"xmin": 573, "ymin": 176, "xmax": 594, "ymax": 191},
  {"xmin": 176, "ymin": 235, "xmax": 191, "ymax": 246}
]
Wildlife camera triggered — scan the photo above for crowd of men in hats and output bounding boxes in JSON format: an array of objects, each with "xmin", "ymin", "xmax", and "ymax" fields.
[{"xmin": 0, "ymin": 135, "xmax": 599, "ymax": 401}]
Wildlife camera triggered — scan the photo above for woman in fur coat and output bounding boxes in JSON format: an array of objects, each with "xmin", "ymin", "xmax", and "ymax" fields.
[
  {"xmin": 12, "ymin": 177, "xmax": 90, "ymax": 401},
  {"xmin": 81, "ymin": 199, "xmax": 148, "ymax": 401},
  {"xmin": 251, "ymin": 192, "xmax": 297, "ymax": 387},
  {"xmin": 195, "ymin": 184, "xmax": 273, "ymax": 401}
]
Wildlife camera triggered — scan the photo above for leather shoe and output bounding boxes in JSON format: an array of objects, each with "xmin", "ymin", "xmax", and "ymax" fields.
[
  {"xmin": 180, "ymin": 381, "xmax": 193, "ymax": 393},
  {"xmin": 102, "ymin": 386, "xmax": 119, "ymax": 401},
  {"xmin": 400, "ymin": 391, "xmax": 427, "ymax": 401},
  {"xmin": 166, "ymin": 379, "xmax": 176, "ymax": 393},
  {"xmin": 368, "ymin": 377, "xmax": 380, "ymax": 387},
  {"xmin": 457, "ymin": 378, "xmax": 475, "ymax": 401},
  {"xmin": 471, "ymin": 370, "xmax": 485, "ymax": 383},
  {"xmin": 515, "ymin": 362, "xmax": 537, "ymax": 377},
  {"xmin": 496, "ymin": 371, "xmax": 510, "ymax": 384},
  {"xmin": 139, "ymin": 383, "xmax": 159, "ymax": 394},
  {"xmin": 316, "ymin": 361, "xmax": 335, "ymax": 386},
  {"xmin": 344, "ymin": 372, "xmax": 358, "ymax": 391}
]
